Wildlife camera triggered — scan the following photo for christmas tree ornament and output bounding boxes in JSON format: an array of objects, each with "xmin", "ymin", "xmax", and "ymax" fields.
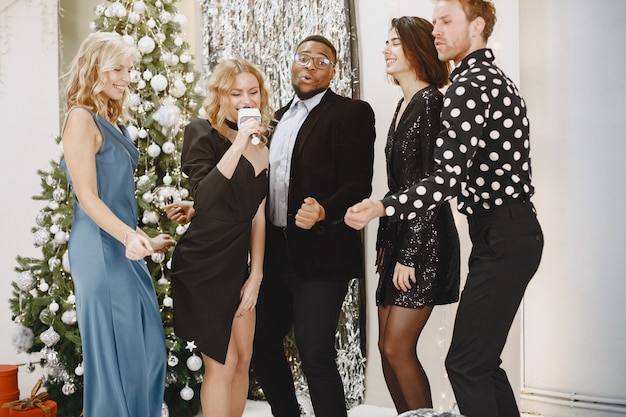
[
  {"xmin": 48, "ymin": 201, "xmax": 59, "ymax": 210},
  {"xmin": 16, "ymin": 271, "xmax": 36, "ymax": 291},
  {"xmin": 138, "ymin": 36, "xmax": 156, "ymax": 54},
  {"xmin": 162, "ymin": 296, "xmax": 173, "ymax": 308},
  {"xmin": 167, "ymin": 355, "xmax": 178, "ymax": 367},
  {"xmin": 62, "ymin": 381, "xmax": 77, "ymax": 395},
  {"xmin": 39, "ymin": 280, "xmax": 50, "ymax": 292},
  {"xmin": 137, "ymin": 174, "xmax": 151, "ymax": 188},
  {"xmin": 153, "ymin": 185, "xmax": 179, "ymax": 208},
  {"xmin": 147, "ymin": 143, "xmax": 162, "ymax": 157},
  {"xmin": 133, "ymin": 1, "xmax": 146, "ymax": 13},
  {"xmin": 62, "ymin": 250, "xmax": 71, "ymax": 273},
  {"xmin": 142, "ymin": 191, "xmax": 154, "ymax": 203},
  {"xmin": 52, "ymin": 188, "xmax": 67, "ymax": 202},
  {"xmin": 40, "ymin": 326, "xmax": 60, "ymax": 347},
  {"xmin": 175, "ymin": 225, "xmax": 187, "ymax": 236},
  {"xmin": 179, "ymin": 385, "xmax": 194, "ymax": 401},
  {"xmin": 48, "ymin": 257, "xmax": 61, "ymax": 270},
  {"xmin": 186, "ymin": 354, "xmax": 202, "ymax": 372},
  {"xmin": 53, "ymin": 230, "xmax": 68, "ymax": 245},
  {"xmin": 49, "ymin": 224, "xmax": 60, "ymax": 234},
  {"xmin": 150, "ymin": 74, "xmax": 168, "ymax": 92},
  {"xmin": 126, "ymin": 125, "xmax": 139, "ymax": 141},
  {"xmin": 162, "ymin": 174, "xmax": 173, "ymax": 185},
  {"xmin": 74, "ymin": 364, "xmax": 84, "ymax": 376},
  {"xmin": 48, "ymin": 301, "xmax": 59, "ymax": 314},
  {"xmin": 35, "ymin": 211, "xmax": 47, "ymax": 226},
  {"xmin": 143, "ymin": 210, "xmax": 160, "ymax": 224},
  {"xmin": 11, "ymin": 322, "xmax": 34, "ymax": 353},
  {"xmin": 151, "ymin": 252, "xmax": 165, "ymax": 264},
  {"xmin": 161, "ymin": 402, "xmax": 169, "ymax": 417},
  {"xmin": 173, "ymin": 13, "xmax": 187, "ymax": 27},
  {"xmin": 33, "ymin": 228, "xmax": 51, "ymax": 246},
  {"xmin": 67, "ymin": 293, "xmax": 76, "ymax": 304},
  {"xmin": 26, "ymin": 362, "xmax": 36, "ymax": 373},
  {"xmin": 61, "ymin": 310, "xmax": 77, "ymax": 325}
]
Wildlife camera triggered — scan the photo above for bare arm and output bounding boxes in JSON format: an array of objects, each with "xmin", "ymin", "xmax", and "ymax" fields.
[{"xmin": 63, "ymin": 108, "xmax": 152, "ymax": 260}]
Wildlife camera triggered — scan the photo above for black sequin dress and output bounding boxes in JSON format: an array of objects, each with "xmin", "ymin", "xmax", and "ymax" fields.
[{"xmin": 376, "ymin": 86, "xmax": 460, "ymax": 308}]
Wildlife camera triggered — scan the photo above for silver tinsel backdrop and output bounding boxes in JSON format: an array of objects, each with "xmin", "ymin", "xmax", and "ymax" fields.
[{"xmin": 198, "ymin": 0, "xmax": 365, "ymax": 408}]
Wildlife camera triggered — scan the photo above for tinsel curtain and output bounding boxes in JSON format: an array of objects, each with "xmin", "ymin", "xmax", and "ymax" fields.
[{"xmin": 198, "ymin": 0, "xmax": 366, "ymax": 408}]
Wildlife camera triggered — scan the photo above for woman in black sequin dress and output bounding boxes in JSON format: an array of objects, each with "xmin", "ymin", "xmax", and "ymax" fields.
[{"xmin": 376, "ymin": 16, "xmax": 460, "ymax": 413}]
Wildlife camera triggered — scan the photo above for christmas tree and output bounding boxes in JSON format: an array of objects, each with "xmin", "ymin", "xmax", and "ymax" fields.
[{"xmin": 8, "ymin": 1, "xmax": 205, "ymax": 416}]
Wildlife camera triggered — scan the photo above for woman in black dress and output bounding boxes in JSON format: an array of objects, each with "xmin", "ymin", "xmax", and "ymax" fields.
[
  {"xmin": 376, "ymin": 17, "xmax": 460, "ymax": 412},
  {"xmin": 169, "ymin": 59, "xmax": 272, "ymax": 417}
]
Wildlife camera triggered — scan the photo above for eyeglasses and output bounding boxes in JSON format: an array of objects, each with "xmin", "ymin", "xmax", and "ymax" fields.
[{"xmin": 293, "ymin": 53, "xmax": 335, "ymax": 70}]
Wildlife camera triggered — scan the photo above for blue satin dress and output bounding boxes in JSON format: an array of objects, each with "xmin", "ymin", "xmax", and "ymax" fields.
[{"xmin": 61, "ymin": 108, "xmax": 165, "ymax": 417}]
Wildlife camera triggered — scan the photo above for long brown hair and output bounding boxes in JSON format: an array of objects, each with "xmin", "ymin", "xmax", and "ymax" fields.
[{"xmin": 390, "ymin": 16, "xmax": 450, "ymax": 89}]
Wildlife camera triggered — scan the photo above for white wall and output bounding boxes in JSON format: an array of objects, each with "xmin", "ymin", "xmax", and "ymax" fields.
[
  {"xmin": 0, "ymin": 0, "xmax": 60, "ymax": 397},
  {"xmin": 519, "ymin": 1, "xmax": 626, "ymax": 416}
]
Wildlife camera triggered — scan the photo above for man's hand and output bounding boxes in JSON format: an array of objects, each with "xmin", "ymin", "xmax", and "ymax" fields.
[
  {"xmin": 344, "ymin": 198, "xmax": 385, "ymax": 230},
  {"xmin": 295, "ymin": 197, "xmax": 325, "ymax": 230}
]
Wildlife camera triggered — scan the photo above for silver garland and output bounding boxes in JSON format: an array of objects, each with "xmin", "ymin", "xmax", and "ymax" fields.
[{"xmin": 199, "ymin": 0, "xmax": 365, "ymax": 407}]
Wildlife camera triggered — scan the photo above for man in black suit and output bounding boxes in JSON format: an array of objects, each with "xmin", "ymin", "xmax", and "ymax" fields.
[{"xmin": 251, "ymin": 35, "xmax": 376, "ymax": 417}]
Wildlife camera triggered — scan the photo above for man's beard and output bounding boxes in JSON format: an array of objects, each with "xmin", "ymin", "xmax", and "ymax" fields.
[{"xmin": 293, "ymin": 84, "xmax": 327, "ymax": 100}]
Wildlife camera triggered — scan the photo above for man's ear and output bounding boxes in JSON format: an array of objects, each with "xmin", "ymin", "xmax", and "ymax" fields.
[{"xmin": 471, "ymin": 16, "xmax": 486, "ymax": 39}]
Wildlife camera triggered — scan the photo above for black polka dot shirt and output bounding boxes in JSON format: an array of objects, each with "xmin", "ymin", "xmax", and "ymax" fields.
[{"xmin": 382, "ymin": 48, "xmax": 536, "ymax": 220}]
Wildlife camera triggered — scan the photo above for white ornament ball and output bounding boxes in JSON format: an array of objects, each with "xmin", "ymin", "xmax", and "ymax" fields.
[
  {"xmin": 38, "ymin": 280, "xmax": 49, "ymax": 292},
  {"xmin": 156, "ymin": 32, "xmax": 166, "ymax": 43},
  {"xmin": 176, "ymin": 225, "xmax": 187, "ymax": 236},
  {"xmin": 167, "ymin": 355, "xmax": 179, "ymax": 367},
  {"xmin": 173, "ymin": 13, "xmax": 187, "ymax": 27},
  {"xmin": 48, "ymin": 201, "xmax": 59, "ymax": 210},
  {"xmin": 122, "ymin": 35, "xmax": 135, "ymax": 46},
  {"xmin": 68, "ymin": 294, "xmax": 76, "ymax": 304},
  {"xmin": 126, "ymin": 125, "xmax": 139, "ymax": 141},
  {"xmin": 180, "ymin": 385, "xmax": 194, "ymax": 401},
  {"xmin": 162, "ymin": 141, "xmax": 175, "ymax": 155},
  {"xmin": 163, "ymin": 296, "xmax": 173, "ymax": 308},
  {"xmin": 174, "ymin": 37, "xmax": 183, "ymax": 47},
  {"xmin": 148, "ymin": 143, "xmax": 162, "ymax": 158},
  {"xmin": 147, "ymin": 18, "xmax": 157, "ymax": 28},
  {"xmin": 143, "ymin": 70, "xmax": 153, "ymax": 80},
  {"xmin": 61, "ymin": 309, "xmax": 77, "ymax": 325},
  {"xmin": 184, "ymin": 72, "xmax": 195, "ymax": 83},
  {"xmin": 137, "ymin": 36, "xmax": 156, "ymax": 54},
  {"xmin": 128, "ymin": 11, "xmax": 140, "ymax": 24},
  {"xmin": 170, "ymin": 79, "xmax": 186, "ymax": 98},
  {"xmin": 49, "ymin": 224, "xmax": 60, "ymax": 234},
  {"xmin": 180, "ymin": 53, "xmax": 191, "ymax": 64},
  {"xmin": 137, "ymin": 174, "xmax": 151, "ymax": 187},
  {"xmin": 53, "ymin": 231, "xmax": 67, "ymax": 245},
  {"xmin": 186, "ymin": 354, "xmax": 202, "ymax": 372},
  {"xmin": 137, "ymin": 80, "xmax": 146, "ymax": 89},
  {"xmin": 142, "ymin": 192, "xmax": 154, "ymax": 203},
  {"xmin": 151, "ymin": 252, "xmax": 165, "ymax": 264},
  {"xmin": 89, "ymin": 21, "xmax": 97, "ymax": 31},
  {"xmin": 48, "ymin": 256, "xmax": 61, "ymax": 271},
  {"xmin": 62, "ymin": 251, "xmax": 71, "ymax": 273},
  {"xmin": 16, "ymin": 271, "xmax": 36, "ymax": 292},
  {"xmin": 133, "ymin": 1, "xmax": 146, "ymax": 13},
  {"xmin": 150, "ymin": 74, "xmax": 168, "ymax": 92},
  {"xmin": 143, "ymin": 211, "xmax": 159, "ymax": 224},
  {"xmin": 128, "ymin": 93, "xmax": 141, "ymax": 108},
  {"xmin": 138, "ymin": 128, "xmax": 149, "ymax": 139},
  {"xmin": 74, "ymin": 364, "xmax": 84, "ymax": 376},
  {"xmin": 155, "ymin": 0, "xmax": 163, "ymax": 7},
  {"xmin": 179, "ymin": 188, "xmax": 189, "ymax": 199},
  {"xmin": 162, "ymin": 174, "xmax": 173, "ymax": 185},
  {"xmin": 159, "ymin": 11, "xmax": 172, "ymax": 24},
  {"xmin": 49, "ymin": 301, "xmax": 59, "ymax": 313}
]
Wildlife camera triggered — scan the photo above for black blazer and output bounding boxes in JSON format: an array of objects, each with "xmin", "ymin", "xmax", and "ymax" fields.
[{"xmin": 265, "ymin": 89, "xmax": 376, "ymax": 281}]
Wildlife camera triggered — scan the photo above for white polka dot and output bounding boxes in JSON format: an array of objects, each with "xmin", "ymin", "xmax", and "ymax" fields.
[
  {"xmin": 513, "ymin": 151, "xmax": 521, "ymax": 161},
  {"xmin": 481, "ymin": 93, "xmax": 489, "ymax": 103},
  {"xmin": 433, "ymin": 191, "xmax": 443, "ymax": 202},
  {"xmin": 454, "ymin": 165, "xmax": 462, "ymax": 175},
  {"xmin": 511, "ymin": 174, "xmax": 520, "ymax": 183},
  {"xmin": 461, "ymin": 188, "xmax": 470, "ymax": 197},
  {"xmin": 385, "ymin": 206, "xmax": 395, "ymax": 216},
  {"xmin": 413, "ymin": 200, "xmax": 424, "ymax": 209},
  {"xmin": 505, "ymin": 186, "xmax": 515, "ymax": 195},
  {"xmin": 503, "ymin": 97, "xmax": 512, "ymax": 106},
  {"xmin": 495, "ymin": 169, "xmax": 505, "ymax": 176},
  {"xmin": 443, "ymin": 120, "xmax": 451, "ymax": 128},
  {"xmin": 466, "ymin": 206, "xmax": 474, "ymax": 215},
  {"xmin": 459, "ymin": 144, "xmax": 467, "ymax": 153},
  {"xmin": 491, "ymin": 88, "xmax": 499, "ymax": 97},
  {"xmin": 503, "ymin": 163, "xmax": 512, "ymax": 171},
  {"xmin": 480, "ymin": 164, "xmax": 489, "ymax": 171},
  {"xmin": 475, "ymin": 114, "xmax": 484, "ymax": 124},
  {"xmin": 448, "ymin": 130, "xmax": 457, "ymax": 139},
  {"xmin": 478, "ymin": 139, "xmax": 486, "ymax": 148},
  {"xmin": 522, "ymin": 162, "xmax": 529, "ymax": 171},
  {"xmin": 490, "ymin": 130, "xmax": 500, "ymax": 139},
  {"xmin": 399, "ymin": 194, "xmax": 408, "ymax": 204},
  {"xmin": 449, "ymin": 177, "xmax": 457, "ymax": 187},
  {"xmin": 461, "ymin": 121, "xmax": 471, "ymax": 131},
  {"xmin": 435, "ymin": 176, "xmax": 445, "ymax": 184},
  {"xmin": 399, "ymin": 213, "xmax": 404, "ymax": 220},
  {"xmin": 443, "ymin": 150, "xmax": 454, "ymax": 160},
  {"xmin": 444, "ymin": 98, "xmax": 452, "ymax": 107},
  {"xmin": 482, "ymin": 202, "xmax": 491, "ymax": 209},
  {"xmin": 524, "ymin": 139, "xmax": 530, "ymax": 149},
  {"xmin": 493, "ymin": 110, "xmax": 503, "ymax": 119},
  {"xmin": 451, "ymin": 108, "xmax": 461, "ymax": 117},
  {"xmin": 436, "ymin": 138, "xmax": 444, "ymax": 146},
  {"xmin": 491, "ymin": 181, "xmax": 501, "ymax": 191},
  {"xmin": 476, "ymin": 177, "xmax": 485, "ymax": 186},
  {"xmin": 514, "ymin": 129, "xmax": 522, "ymax": 138},
  {"xmin": 455, "ymin": 86, "xmax": 466, "ymax": 96},
  {"xmin": 416, "ymin": 186, "xmax": 427, "ymax": 195},
  {"xmin": 467, "ymin": 159, "xmax": 473, "ymax": 168},
  {"xmin": 407, "ymin": 212, "xmax": 417, "ymax": 220},
  {"xmin": 503, "ymin": 118, "xmax": 513, "ymax": 128},
  {"xmin": 427, "ymin": 204, "xmax": 438, "ymax": 211},
  {"xmin": 514, "ymin": 106, "xmax": 520, "ymax": 116},
  {"xmin": 495, "ymin": 198, "xmax": 503, "ymax": 205},
  {"xmin": 470, "ymin": 137, "xmax": 479, "ymax": 147},
  {"xmin": 445, "ymin": 165, "xmax": 455, "ymax": 173},
  {"xmin": 477, "ymin": 75, "xmax": 486, "ymax": 82},
  {"xmin": 503, "ymin": 141, "xmax": 511, "ymax": 150},
  {"xmin": 466, "ymin": 99, "xmax": 476, "ymax": 109},
  {"xmin": 523, "ymin": 117, "xmax": 529, "ymax": 126},
  {"xmin": 481, "ymin": 192, "xmax": 490, "ymax": 199}
]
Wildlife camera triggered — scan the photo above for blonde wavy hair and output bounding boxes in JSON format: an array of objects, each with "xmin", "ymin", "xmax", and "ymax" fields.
[
  {"xmin": 65, "ymin": 32, "xmax": 139, "ymax": 123},
  {"xmin": 202, "ymin": 58, "xmax": 274, "ymax": 141}
]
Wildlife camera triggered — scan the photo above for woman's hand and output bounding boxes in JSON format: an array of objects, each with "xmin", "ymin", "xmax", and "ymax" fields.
[
  {"xmin": 392, "ymin": 262, "xmax": 416, "ymax": 292},
  {"xmin": 124, "ymin": 232, "xmax": 154, "ymax": 261},
  {"xmin": 235, "ymin": 274, "xmax": 262, "ymax": 317},
  {"xmin": 150, "ymin": 234, "xmax": 176, "ymax": 253},
  {"xmin": 165, "ymin": 201, "xmax": 195, "ymax": 225}
]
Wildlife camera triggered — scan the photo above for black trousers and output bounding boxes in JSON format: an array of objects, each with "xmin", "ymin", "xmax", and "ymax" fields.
[
  {"xmin": 252, "ymin": 224, "xmax": 349, "ymax": 417},
  {"xmin": 445, "ymin": 201, "xmax": 543, "ymax": 417}
]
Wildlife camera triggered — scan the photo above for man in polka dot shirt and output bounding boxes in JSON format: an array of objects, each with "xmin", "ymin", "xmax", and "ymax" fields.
[{"xmin": 345, "ymin": 1, "xmax": 543, "ymax": 416}]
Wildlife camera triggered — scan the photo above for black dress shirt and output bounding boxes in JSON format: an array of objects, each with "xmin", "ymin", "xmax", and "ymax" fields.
[{"xmin": 382, "ymin": 48, "xmax": 536, "ymax": 219}]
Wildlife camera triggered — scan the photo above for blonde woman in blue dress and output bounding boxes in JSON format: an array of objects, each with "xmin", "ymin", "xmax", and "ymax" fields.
[{"xmin": 61, "ymin": 32, "xmax": 174, "ymax": 416}]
